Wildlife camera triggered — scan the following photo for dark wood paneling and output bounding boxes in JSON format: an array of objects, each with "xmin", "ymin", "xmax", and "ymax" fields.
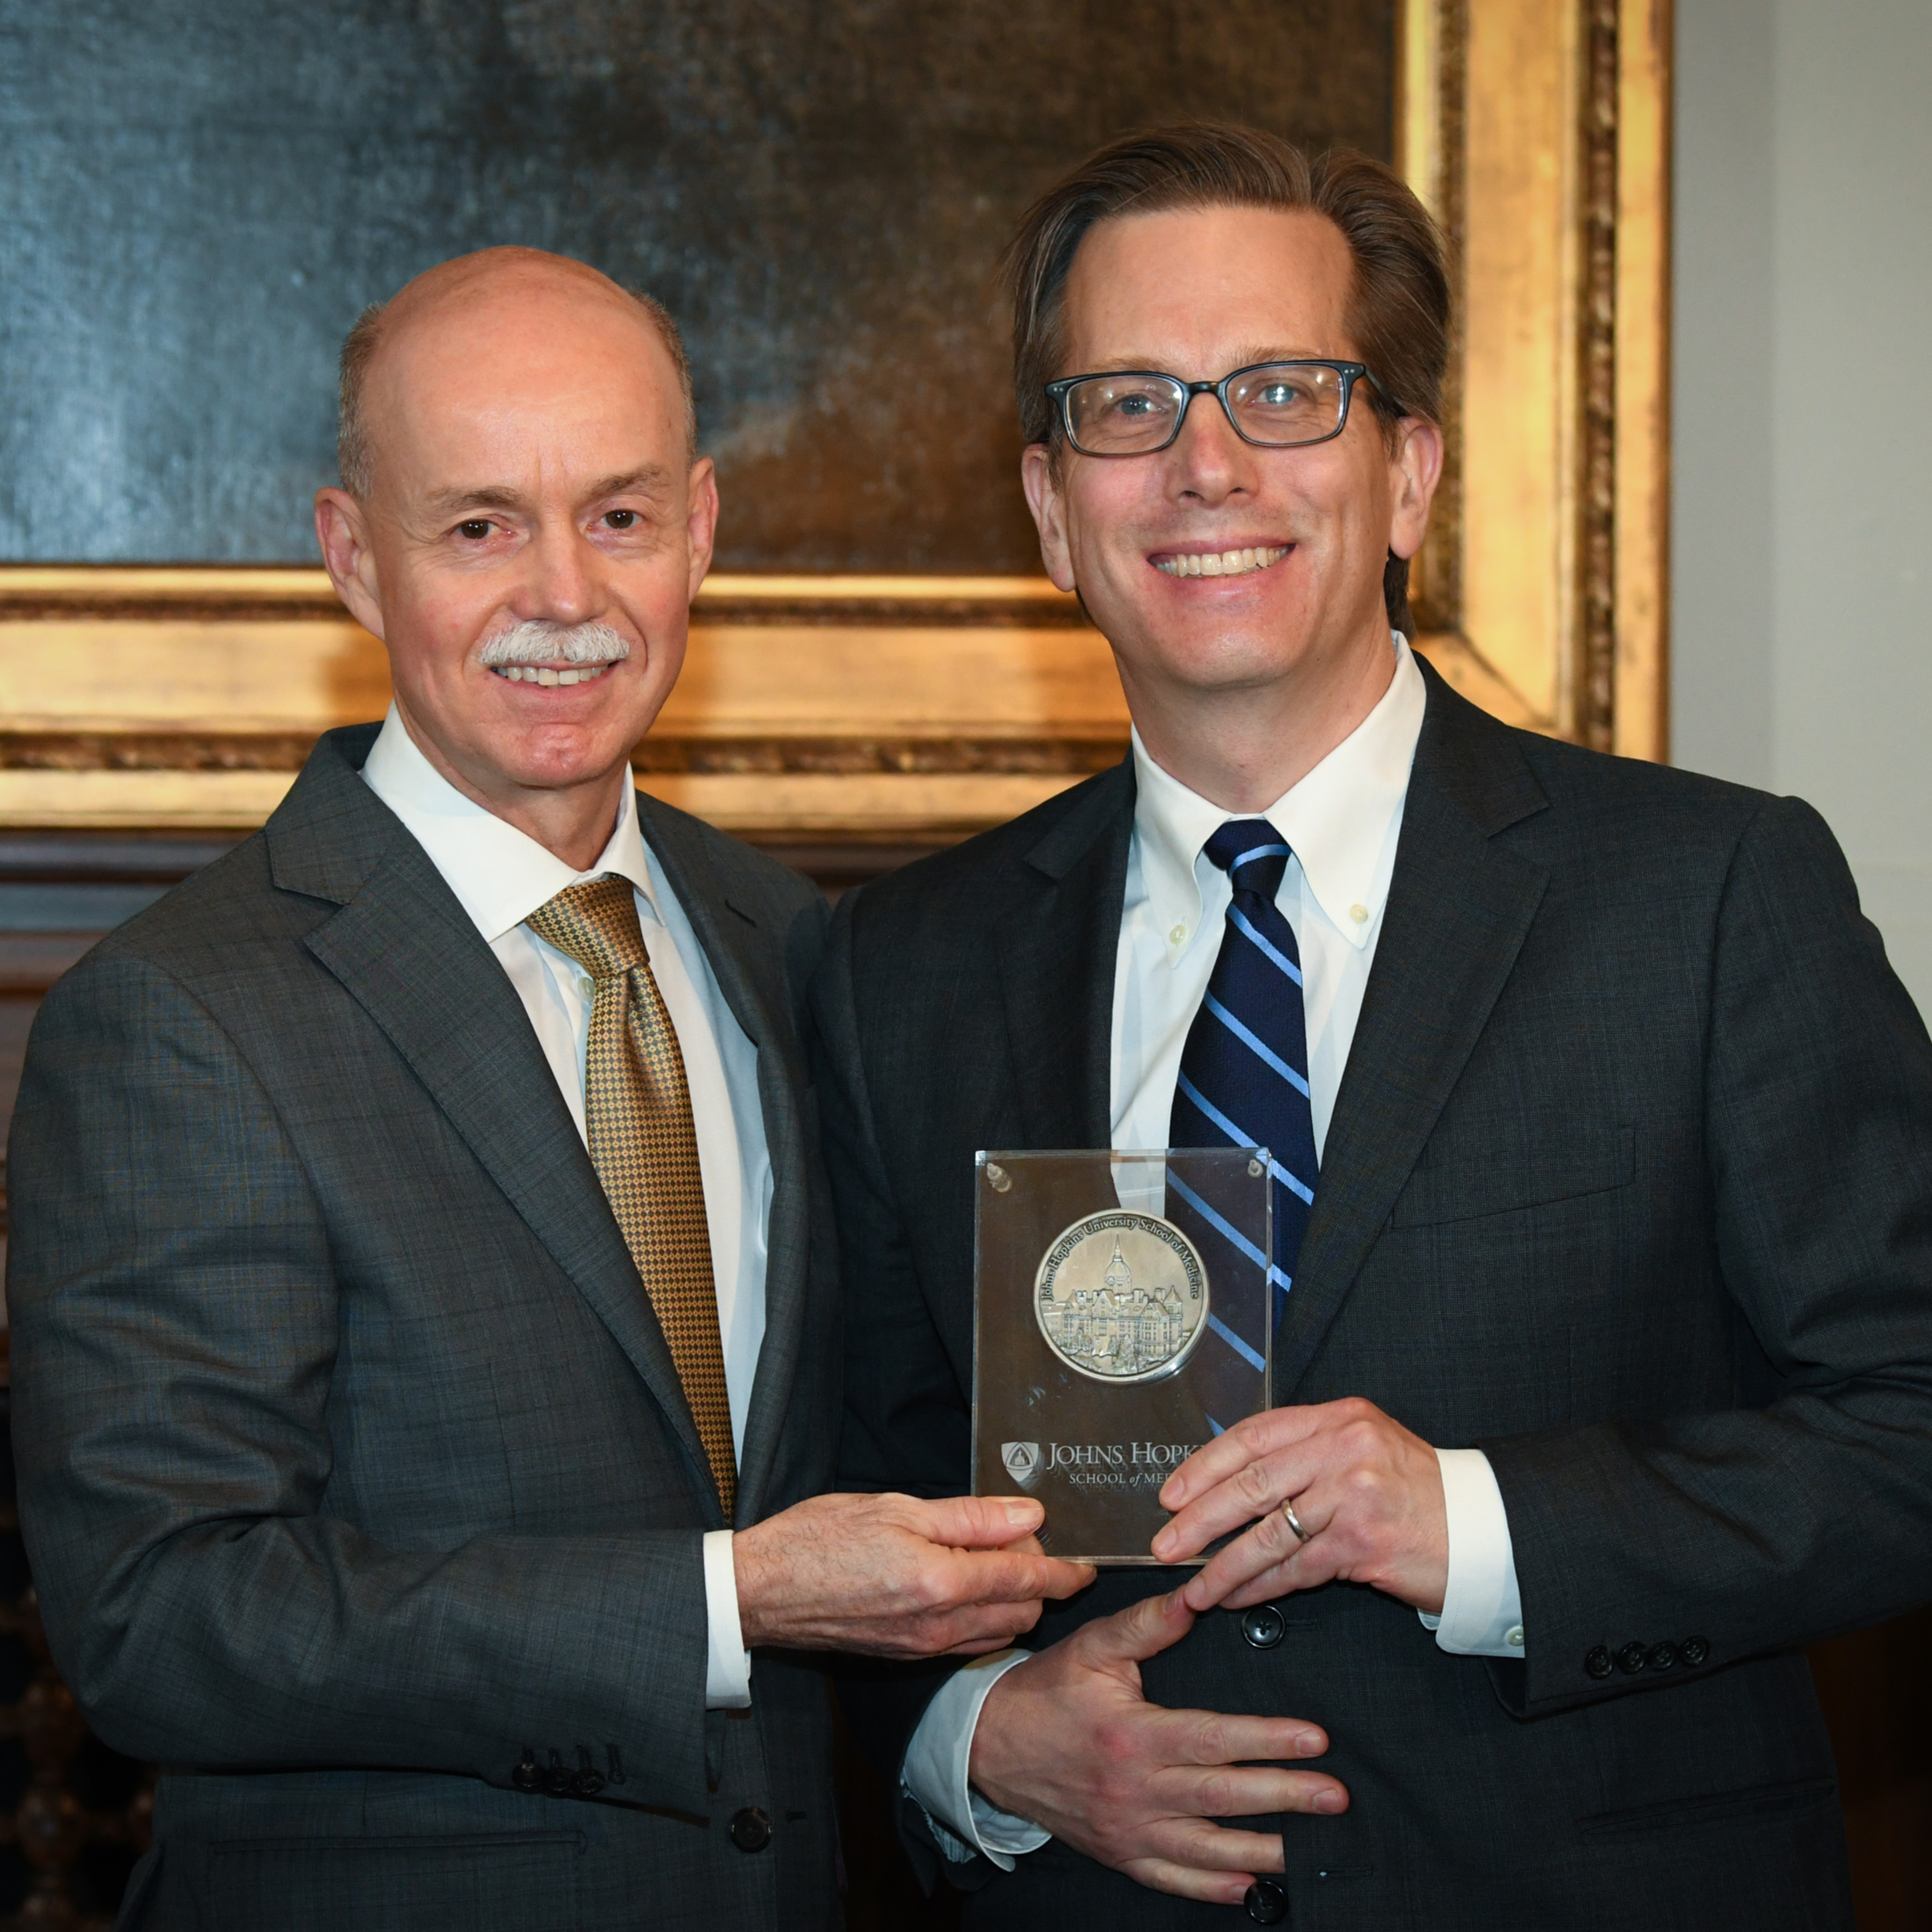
[{"xmin": 1812, "ymin": 1610, "xmax": 1932, "ymax": 1930}]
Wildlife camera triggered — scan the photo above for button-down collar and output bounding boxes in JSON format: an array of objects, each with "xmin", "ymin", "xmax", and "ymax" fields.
[
  {"xmin": 1130, "ymin": 634, "xmax": 1426, "ymax": 959},
  {"xmin": 360, "ymin": 704, "xmax": 661, "ymax": 943}
]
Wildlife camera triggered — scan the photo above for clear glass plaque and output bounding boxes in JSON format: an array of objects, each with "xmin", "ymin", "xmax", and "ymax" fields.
[{"xmin": 971, "ymin": 1147, "xmax": 1273, "ymax": 1565}]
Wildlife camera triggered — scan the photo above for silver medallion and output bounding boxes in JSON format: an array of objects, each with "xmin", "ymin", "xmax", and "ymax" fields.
[{"xmin": 1034, "ymin": 1210, "xmax": 1209, "ymax": 1384}]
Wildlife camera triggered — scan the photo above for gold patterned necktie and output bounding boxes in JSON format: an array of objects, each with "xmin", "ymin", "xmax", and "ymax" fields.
[{"xmin": 525, "ymin": 876, "xmax": 737, "ymax": 1517}]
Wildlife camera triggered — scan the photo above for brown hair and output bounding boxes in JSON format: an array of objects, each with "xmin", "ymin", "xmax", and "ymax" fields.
[
  {"xmin": 1003, "ymin": 124, "xmax": 1448, "ymax": 631},
  {"xmin": 336, "ymin": 279, "xmax": 696, "ymax": 498}
]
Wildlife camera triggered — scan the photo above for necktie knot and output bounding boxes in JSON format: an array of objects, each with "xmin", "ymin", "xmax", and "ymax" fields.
[
  {"xmin": 525, "ymin": 877, "xmax": 649, "ymax": 981},
  {"xmin": 1204, "ymin": 818, "xmax": 1292, "ymax": 902}
]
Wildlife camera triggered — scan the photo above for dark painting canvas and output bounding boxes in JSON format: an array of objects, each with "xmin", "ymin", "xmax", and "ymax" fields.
[{"xmin": 0, "ymin": 1, "xmax": 1394, "ymax": 570}]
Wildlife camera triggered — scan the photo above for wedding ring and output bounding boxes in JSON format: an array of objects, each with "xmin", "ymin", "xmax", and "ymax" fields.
[{"xmin": 1280, "ymin": 1497, "xmax": 1312, "ymax": 1543}]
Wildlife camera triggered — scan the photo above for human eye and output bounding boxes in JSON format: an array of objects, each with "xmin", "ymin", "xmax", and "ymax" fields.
[
  {"xmin": 1097, "ymin": 380, "xmax": 1172, "ymax": 422},
  {"xmin": 455, "ymin": 518, "xmax": 494, "ymax": 541},
  {"xmin": 1249, "ymin": 373, "xmax": 1319, "ymax": 411}
]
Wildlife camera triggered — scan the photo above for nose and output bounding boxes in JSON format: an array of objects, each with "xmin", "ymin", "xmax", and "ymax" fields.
[
  {"xmin": 1168, "ymin": 388, "xmax": 1256, "ymax": 505},
  {"xmin": 520, "ymin": 520, "xmax": 602, "ymax": 627}
]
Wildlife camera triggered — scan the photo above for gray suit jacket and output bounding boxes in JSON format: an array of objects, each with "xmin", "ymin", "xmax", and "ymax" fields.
[
  {"xmin": 814, "ymin": 663, "xmax": 1932, "ymax": 1930},
  {"xmin": 9, "ymin": 724, "xmax": 844, "ymax": 1931}
]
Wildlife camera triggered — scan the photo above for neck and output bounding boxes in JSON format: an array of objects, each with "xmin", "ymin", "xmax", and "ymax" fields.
[
  {"xmin": 394, "ymin": 704, "xmax": 629, "ymax": 871},
  {"xmin": 1121, "ymin": 621, "xmax": 1396, "ymax": 813}
]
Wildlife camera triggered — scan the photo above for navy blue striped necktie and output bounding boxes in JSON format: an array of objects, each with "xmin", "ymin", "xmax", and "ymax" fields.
[{"xmin": 1168, "ymin": 818, "xmax": 1318, "ymax": 1331}]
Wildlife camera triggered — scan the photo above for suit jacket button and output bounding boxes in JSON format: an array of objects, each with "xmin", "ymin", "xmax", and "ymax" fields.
[
  {"xmin": 1615, "ymin": 1642, "xmax": 1647, "ymax": 1675},
  {"xmin": 1646, "ymin": 1641, "xmax": 1678, "ymax": 1672},
  {"xmin": 1681, "ymin": 1635, "xmax": 1710, "ymax": 1666},
  {"xmin": 1241, "ymin": 1604, "xmax": 1286, "ymax": 1650},
  {"xmin": 572, "ymin": 1769, "xmax": 606, "ymax": 1798},
  {"xmin": 1244, "ymin": 1878, "xmax": 1289, "ymax": 1923},
  {"xmin": 1584, "ymin": 1646, "xmax": 1614, "ymax": 1680},
  {"xmin": 512, "ymin": 1753, "xmax": 542, "ymax": 1793},
  {"xmin": 729, "ymin": 1806, "xmax": 773, "ymax": 1853}
]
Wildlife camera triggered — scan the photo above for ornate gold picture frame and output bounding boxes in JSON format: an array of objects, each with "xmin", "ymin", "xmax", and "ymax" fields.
[{"xmin": 0, "ymin": 0, "xmax": 1670, "ymax": 847}]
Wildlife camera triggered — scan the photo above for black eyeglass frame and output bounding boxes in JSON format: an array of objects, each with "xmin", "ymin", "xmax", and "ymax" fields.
[{"xmin": 1042, "ymin": 358, "xmax": 1383, "ymax": 457}]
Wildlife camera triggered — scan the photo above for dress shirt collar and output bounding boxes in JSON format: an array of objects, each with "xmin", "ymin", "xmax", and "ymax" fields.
[
  {"xmin": 360, "ymin": 704, "xmax": 660, "ymax": 943},
  {"xmin": 1130, "ymin": 633, "xmax": 1426, "ymax": 957}
]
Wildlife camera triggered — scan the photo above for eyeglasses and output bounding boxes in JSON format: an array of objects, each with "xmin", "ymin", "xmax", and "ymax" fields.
[{"xmin": 1043, "ymin": 359, "xmax": 1378, "ymax": 458}]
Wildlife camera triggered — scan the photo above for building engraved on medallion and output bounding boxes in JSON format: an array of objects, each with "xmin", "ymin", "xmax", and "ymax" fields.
[{"xmin": 1034, "ymin": 1211, "xmax": 1209, "ymax": 1385}]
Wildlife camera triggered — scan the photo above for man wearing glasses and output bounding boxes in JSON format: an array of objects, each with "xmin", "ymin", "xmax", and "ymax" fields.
[{"xmin": 816, "ymin": 125, "xmax": 1932, "ymax": 1926}]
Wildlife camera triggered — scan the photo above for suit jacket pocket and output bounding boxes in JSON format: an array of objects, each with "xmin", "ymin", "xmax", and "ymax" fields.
[
  {"xmin": 1391, "ymin": 1124, "xmax": 1635, "ymax": 1226},
  {"xmin": 205, "ymin": 1829, "xmax": 584, "ymax": 1930},
  {"xmin": 1578, "ymin": 1776, "xmax": 1836, "ymax": 1841}
]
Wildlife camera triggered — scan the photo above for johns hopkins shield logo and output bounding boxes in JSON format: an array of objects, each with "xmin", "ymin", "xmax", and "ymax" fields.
[{"xmin": 1001, "ymin": 1441, "xmax": 1043, "ymax": 1492}]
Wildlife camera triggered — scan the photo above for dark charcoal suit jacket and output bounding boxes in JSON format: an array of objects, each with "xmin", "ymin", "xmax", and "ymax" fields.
[
  {"xmin": 812, "ymin": 662, "xmax": 1932, "ymax": 1929},
  {"xmin": 9, "ymin": 725, "xmax": 844, "ymax": 1931}
]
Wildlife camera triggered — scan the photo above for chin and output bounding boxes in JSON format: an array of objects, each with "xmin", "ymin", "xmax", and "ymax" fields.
[
  {"xmin": 488, "ymin": 720, "xmax": 640, "ymax": 793},
  {"xmin": 1153, "ymin": 623, "xmax": 1312, "ymax": 691}
]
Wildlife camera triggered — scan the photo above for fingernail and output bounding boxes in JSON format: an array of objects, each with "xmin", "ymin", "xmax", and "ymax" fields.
[
  {"xmin": 1150, "ymin": 1530, "xmax": 1173, "ymax": 1557},
  {"xmin": 999, "ymin": 1498, "xmax": 1036, "ymax": 1523},
  {"xmin": 1295, "ymin": 1732, "xmax": 1324, "ymax": 1757},
  {"xmin": 1317, "ymin": 1788, "xmax": 1345, "ymax": 1812}
]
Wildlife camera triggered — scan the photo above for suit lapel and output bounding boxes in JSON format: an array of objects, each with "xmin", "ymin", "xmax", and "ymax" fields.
[
  {"xmin": 273, "ymin": 735, "xmax": 725, "ymax": 1523},
  {"xmin": 997, "ymin": 762, "xmax": 1135, "ymax": 1152},
  {"xmin": 1275, "ymin": 668, "xmax": 1552, "ymax": 1396},
  {"xmin": 636, "ymin": 791, "xmax": 806, "ymax": 1527}
]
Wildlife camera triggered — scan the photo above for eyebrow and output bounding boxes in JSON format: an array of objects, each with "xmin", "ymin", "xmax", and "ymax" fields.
[
  {"xmin": 1079, "ymin": 346, "xmax": 1337, "ymax": 375},
  {"xmin": 419, "ymin": 464, "xmax": 677, "ymax": 519},
  {"xmin": 587, "ymin": 464, "xmax": 677, "ymax": 499},
  {"xmin": 421, "ymin": 484, "xmax": 528, "ymax": 517}
]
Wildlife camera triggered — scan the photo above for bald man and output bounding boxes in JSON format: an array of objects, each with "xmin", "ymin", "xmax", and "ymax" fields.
[{"xmin": 7, "ymin": 248, "xmax": 1085, "ymax": 1932}]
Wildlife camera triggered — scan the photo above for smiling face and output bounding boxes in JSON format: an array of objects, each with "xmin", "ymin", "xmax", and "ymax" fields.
[
  {"xmin": 315, "ymin": 252, "xmax": 715, "ymax": 854},
  {"xmin": 1021, "ymin": 205, "xmax": 1440, "ymax": 791}
]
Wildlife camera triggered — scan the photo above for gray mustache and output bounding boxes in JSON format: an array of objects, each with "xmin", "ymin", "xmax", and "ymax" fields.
[{"xmin": 477, "ymin": 621, "xmax": 632, "ymax": 667}]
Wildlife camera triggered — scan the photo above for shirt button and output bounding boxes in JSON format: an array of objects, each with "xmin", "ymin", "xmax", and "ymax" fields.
[
  {"xmin": 577, "ymin": 978, "xmax": 594, "ymax": 996},
  {"xmin": 1349, "ymin": 903, "xmax": 1369, "ymax": 923},
  {"xmin": 1168, "ymin": 924, "xmax": 1188, "ymax": 946},
  {"xmin": 1505, "ymin": 1625, "xmax": 1524, "ymax": 1648}
]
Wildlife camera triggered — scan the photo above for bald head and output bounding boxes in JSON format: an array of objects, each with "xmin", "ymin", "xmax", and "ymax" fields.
[{"xmin": 336, "ymin": 246, "xmax": 695, "ymax": 498}]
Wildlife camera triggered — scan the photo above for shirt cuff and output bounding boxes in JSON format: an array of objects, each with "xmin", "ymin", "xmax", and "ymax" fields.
[
  {"xmin": 1417, "ymin": 1447, "xmax": 1526, "ymax": 1658},
  {"xmin": 703, "ymin": 1529, "xmax": 753, "ymax": 1708},
  {"xmin": 901, "ymin": 1649, "xmax": 1050, "ymax": 1869}
]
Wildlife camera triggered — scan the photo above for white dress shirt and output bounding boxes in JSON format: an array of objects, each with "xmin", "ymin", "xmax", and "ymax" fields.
[
  {"xmin": 904, "ymin": 636, "xmax": 1526, "ymax": 1866},
  {"xmin": 361, "ymin": 707, "xmax": 765, "ymax": 1709}
]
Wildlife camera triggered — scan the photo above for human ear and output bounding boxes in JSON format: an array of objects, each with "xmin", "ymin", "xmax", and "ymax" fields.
[
  {"xmin": 1386, "ymin": 417, "xmax": 1446, "ymax": 562},
  {"xmin": 684, "ymin": 457, "xmax": 720, "ymax": 601},
  {"xmin": 1021, "ymin": 443, "xmax": 1077, "ymax": 593},
  {"xmin": 314, "ymin": 488, "xmax": 386, "ymax": 641}
]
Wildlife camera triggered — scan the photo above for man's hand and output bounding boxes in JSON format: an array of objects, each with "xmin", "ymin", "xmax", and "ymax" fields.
[
  {"xmin": 733, "ymin": 1492, "xmax": 1093, "ymax": 1657},
  {"xmin": 969, "ymin": 1590, "xmax": 1346, "ymax": 1906},
  {"xmin": 1151, "ymin": 1399, "xmax": 1448, "ymax": 1615}
]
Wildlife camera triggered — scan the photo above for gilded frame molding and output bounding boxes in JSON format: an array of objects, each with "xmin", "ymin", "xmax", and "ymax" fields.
[
  {"xmin": 1399, "ymin": 0, "xmax": 1672, "ymax": 758},
  {"xmin": 0, "ymin": 3, "xmax": 1670, "ymax": 839}
]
